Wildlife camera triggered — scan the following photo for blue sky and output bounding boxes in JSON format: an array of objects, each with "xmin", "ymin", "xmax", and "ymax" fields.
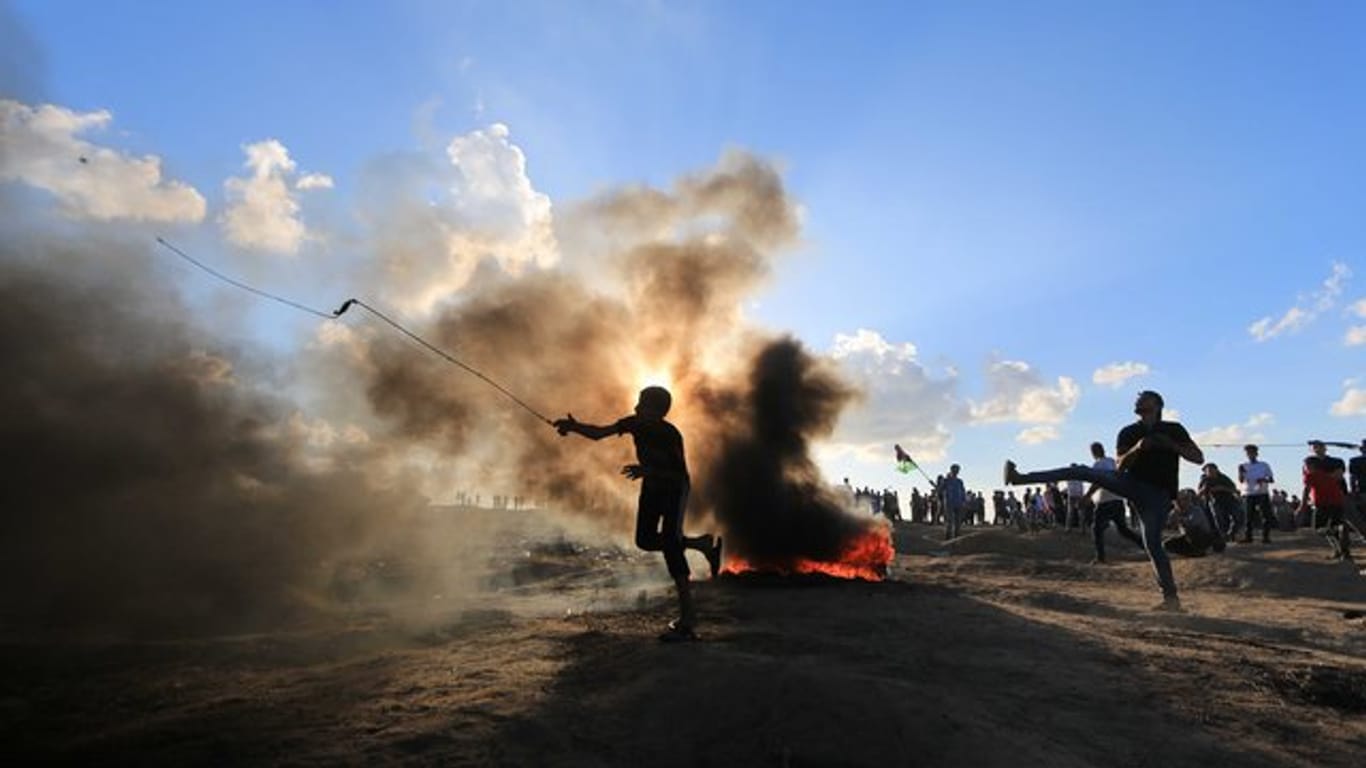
[{"xmin": 6, "ymin": 0, "xmax": 1366, "ymax": 496}]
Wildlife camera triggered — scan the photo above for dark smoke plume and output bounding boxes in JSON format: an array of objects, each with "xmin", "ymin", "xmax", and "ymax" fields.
[
  {"xmin": 0, "ymin": 232, "xmax": 432, "ymax": 638},
  {"xmin": 698, "ymin": 337, "xmax": 871, "ymax": 567}
]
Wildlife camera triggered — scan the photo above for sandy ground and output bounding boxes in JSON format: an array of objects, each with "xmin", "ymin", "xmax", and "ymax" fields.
[{"xmin": 3, "ymin": 519, "xmax": 1364, "ymax": 767}]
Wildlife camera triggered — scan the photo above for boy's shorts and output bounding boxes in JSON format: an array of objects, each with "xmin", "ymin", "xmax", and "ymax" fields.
[{"xmin": 636, "ymin": 482, "xmax": 689, "ymax": 578}]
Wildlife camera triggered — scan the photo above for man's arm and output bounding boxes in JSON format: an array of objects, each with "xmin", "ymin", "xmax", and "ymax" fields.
[
  {"xmin": 553, "ymin": 414, "xmax": 619, "ymax": 441},
  {"xmin": 1298, "ymin": 464, "xmax": 1312, "ymax": 511},
  {"xmin": 1147, "ymin": 428, "xmax": 1204, "ymax": 465},
  {"xmin": 1115, "ymin": 431, "xmax": 1144, "ymax": 471}
]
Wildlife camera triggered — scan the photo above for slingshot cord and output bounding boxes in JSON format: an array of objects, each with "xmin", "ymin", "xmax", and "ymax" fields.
[{"xmin": 155, "ymin": 237, "xmax": 554, "ymax": 426}]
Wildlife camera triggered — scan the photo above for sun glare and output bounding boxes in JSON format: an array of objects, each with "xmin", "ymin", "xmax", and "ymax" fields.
[{"xmin": 637, "ymin": 367, "xmax": 673, "ymax": 394}]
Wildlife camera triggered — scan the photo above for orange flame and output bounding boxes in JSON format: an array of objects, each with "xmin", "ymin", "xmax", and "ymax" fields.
[{"xmin": 720, "ymin": 524, "xmax": 895, "ymax": 581}]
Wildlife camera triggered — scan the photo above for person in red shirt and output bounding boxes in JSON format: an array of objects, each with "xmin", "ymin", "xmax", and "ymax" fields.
[{"xmin": 1298, "ymin": 440, "xmax": 1359, "ymax": 561}]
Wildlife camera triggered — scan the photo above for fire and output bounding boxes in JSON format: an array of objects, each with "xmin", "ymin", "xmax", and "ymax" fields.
[{"xmin": 720, "ymin": 524, "xmax": 895, "ymax": 581}]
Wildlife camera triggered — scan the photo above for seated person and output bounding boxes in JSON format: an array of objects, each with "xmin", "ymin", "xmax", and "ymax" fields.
[{"xmin": 1163, "ymin": 488, "xmax": 1225, "ymax": 557}]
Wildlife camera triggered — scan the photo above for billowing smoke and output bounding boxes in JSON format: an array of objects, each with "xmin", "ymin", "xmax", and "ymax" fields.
[
  {"xmin": 0, "ymin": 230, "xmax": 445, "ymax": 638},
  {"xmin": 0, "ymin": 137, "xmax": 885, "ymax": 640},
  {"xmin": 341, "ymin": 151, "xmax": 886, "ymax": 569}
]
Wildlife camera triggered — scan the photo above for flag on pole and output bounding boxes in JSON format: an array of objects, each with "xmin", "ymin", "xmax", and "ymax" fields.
[{"xmin": 894, "ymin": 444, "xmax": 917, "ymax": 474}]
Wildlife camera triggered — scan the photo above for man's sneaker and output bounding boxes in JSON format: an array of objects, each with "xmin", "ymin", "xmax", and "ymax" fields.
[
  {"xmin": 706, "ymin": 536, "xmax": 724, "ymax": 579},
  {"xmin": 1152, "ymin": 596, "xmax": 1184, "ymax": 613}
]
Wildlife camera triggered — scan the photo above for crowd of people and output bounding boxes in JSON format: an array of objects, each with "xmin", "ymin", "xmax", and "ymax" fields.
[{"xmin": 845, "ymin": 391, "xmax": 1366, "ymax": 612}]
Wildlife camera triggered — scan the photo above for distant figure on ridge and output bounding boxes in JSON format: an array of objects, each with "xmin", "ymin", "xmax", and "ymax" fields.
[
  {"xmin": 1005, "ymin": 390, "xmax": 1204, "ymax": 612},
  {"xmin": 554, "ymin": 386, "xmax": 722, "ymax": 642},
  {"xmin": 940, "ymin": 464, "xmax": 967, "ymax": 540}
]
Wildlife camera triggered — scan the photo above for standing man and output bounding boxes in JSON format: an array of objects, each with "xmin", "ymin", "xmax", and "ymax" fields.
[
  {"xmin": 1237, "ymin": 444, "xmax": 1275, "ymax": 544},
  {"xmin": 1086, "ymin": 441, "xmax": 1143, "ymax": 564},
  {"xmin": 1005, "ymin": 391, "xmax": 1204, "ymax": 611},
  {"xmin": 1299, "ymin": 441, "xmax": 1356, "ymax": 562},
  {"xmin": 941, "ymin": 464, "xmax": 967, "ymax": 540},
  {"xmin": 1350, "ymin": 440, "xmax": 1366, "ymax": 497}
]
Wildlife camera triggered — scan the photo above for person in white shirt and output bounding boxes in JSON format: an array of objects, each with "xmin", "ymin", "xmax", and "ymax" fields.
[
  {"xmin": 1237, "ymin": 444, "xmax": 1275, "ymax": 544},
  {"xmin": 1085, "ymin": 442, "xmax": 1143, "ymax": 563}
]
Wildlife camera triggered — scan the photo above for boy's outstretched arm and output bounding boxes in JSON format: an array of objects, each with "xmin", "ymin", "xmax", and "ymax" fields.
[{"xmin": 553, "ymin": 413, "xmax": 616, "ymax": 440}]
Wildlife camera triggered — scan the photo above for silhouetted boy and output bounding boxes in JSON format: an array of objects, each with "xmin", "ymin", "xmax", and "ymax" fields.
[{"xmin": 554, "ymin": 386, "xmax": 721, "ymax": 642}]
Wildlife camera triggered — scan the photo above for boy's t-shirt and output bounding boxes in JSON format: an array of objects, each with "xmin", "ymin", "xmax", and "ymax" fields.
[{"xmin": 612, "ymin": 415, "xmax": 689, "ymax": 490}]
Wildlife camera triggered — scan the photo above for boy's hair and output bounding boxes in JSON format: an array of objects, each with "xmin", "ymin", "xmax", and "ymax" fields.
[
  {"xmin": 1137, "ymin": 390, "xmax": 1165, "ymax": 408},
  {"xmin": 638, "ymin": 386, "xmax": 672, "ymax": 415},
  {"xmin": 1090, "ymin": 441, "xmax": 1104, "ymax": 457}
]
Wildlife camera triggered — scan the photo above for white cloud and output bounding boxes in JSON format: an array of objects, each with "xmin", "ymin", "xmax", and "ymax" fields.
[
  {"xmin": 831, "ymin": 328, "xmax": 917, "ymax": 366},
  {"xmin": 1016, "ymin": 426, "xmax": 1060, "ymax": 445},
  {"xmin": 295, "ymin": 172, "xmax": 333, "ymax": 190},
  {"xmin": 1345, "ymin": 326, "xmax": 1366, "ymax": 347},
  {"xmin": 1348, "ymin": 298, "xmax": 1366, "ymax": 319},
  {"xmin": 967, "ymin": 359, "xmax": 1080, "ymax": 425},
  {"xmin": 1248, "ymin": 262, "xmax": 1351, "ymax": 342},
  {"xmin": 824, "ymin": 329, "xmax": 958, "ymax": 464},
  {"xmin": 0, "ymin": 99, "xmax": 205, "ymax": 222},
  {"xmin": 220, "ymin": 139, "xmax": 330, "ymax": 254},
  {"xmin": 1092, "ymin": 361, "xmax": 1150, "ymax": 388},
  {"xmin": 1330, "ymin": 380, "xmax": 1366, "ymax": 417},
  {"xmin": 1190, "ymin": 412, "xmax": 1275, "ymax": 445},
  {"xmin": 364, "ymin": 122, "xmax": 559, "ymax": 314}
]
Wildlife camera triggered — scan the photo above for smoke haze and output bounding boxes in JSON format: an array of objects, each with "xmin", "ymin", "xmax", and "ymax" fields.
[{"xmin": 0, "ymin": 141, "xmax": 885, "ymax": 638}]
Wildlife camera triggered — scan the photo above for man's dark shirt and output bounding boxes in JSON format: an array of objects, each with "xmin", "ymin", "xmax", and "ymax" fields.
[
  {"xmin": 1198, "ymin": 471, "xmax": 1238, "ymax": 501},
  {"xmin": 1349, "ymin": 454, "xmax": 1366, "ymax": 496},
  {"xmin": 613, "ymin": 415, "xmax": 689, "ymax": 491},
  {"xmin": 1116, "ymin": 420, "xmax": 1193, "ymax": 500}
]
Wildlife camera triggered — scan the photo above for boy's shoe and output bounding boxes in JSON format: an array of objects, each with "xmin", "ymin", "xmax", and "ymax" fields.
[
  {"xmin": 1152, "ymin": 596, "xmax": 1184, "ymax": 613},
  {"xmin": 658, "ymin": 621, "xmax": 697, "ymax": 643},
  {"xmin": 706, "ymin": 536, "xmax": 724, "ymax": 579}
]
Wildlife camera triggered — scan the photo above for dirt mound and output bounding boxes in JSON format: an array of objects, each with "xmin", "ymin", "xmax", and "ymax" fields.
[{"xmin": 6, "ymin": 522, "xmax": 1364, "ymax": 766}]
